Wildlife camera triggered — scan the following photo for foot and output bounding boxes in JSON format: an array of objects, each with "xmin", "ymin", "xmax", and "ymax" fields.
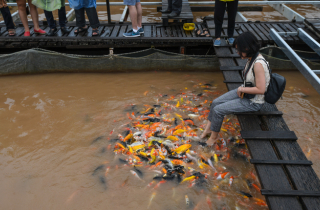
[
  {"xmin": 160, "ymin": 9, "xmax": 172, "ymax": 13},
  {"xmin": 34, "ymin": 28, "xmax": 46, "ymax": 35},
  {"xmin": 47, "ymin": 28, "xmax": 58, "ymax": 36},
  {"xmin": 127, "ymin": 27, "xmax": 144, "ymax": 34},
  {"xmin": 92, "ymin": 28, "xmax": 99, "ymax": 36},
  {"xmin": 200, "ymin": 130, "xmax": 211, "ymax": 139},
  {"xmin": 24, "ymin": 31, "xmax": 30, "ymax": 37},
  {"xmin": 123, "ymin": 30, "xmax": 140, "ymax": 37},
  {"xmin": 74, "ymin": 26, "xmax": 88, "ymax": 34},
  {"xmin": 206, "ymin": 134, "xmax": 218, "ymax": 146},
  {"xmin": 214, "ymin": 39, "xmax": 221, "ymax": 46},
  {"xmin": 227, "ymin": 37, "xmax": 235, "ymax": 45},
  {"xmin": 8, "ymin": 29, "xmax": 15, "ymax": 36},
  {"xmin": 168, "ymin": 12, "xmax": 179, "ymax": 18},
  {"xmin": 61, "ymin": 27, "xmax": 71, "ymax": 34}
]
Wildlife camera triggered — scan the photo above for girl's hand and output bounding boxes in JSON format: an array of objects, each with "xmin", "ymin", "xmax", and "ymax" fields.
[{"xmin": 237, "ymin": 87, "xmax": 242, "ymax": 97}]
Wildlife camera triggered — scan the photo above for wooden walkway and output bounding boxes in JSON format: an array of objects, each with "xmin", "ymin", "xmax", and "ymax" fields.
[
  {"xmin": 215, "ymin": 39, "xmax": 320, "ymax": 210},
  {"xmin": 0, "ymin": 22, "xmax": 212, "ymax": 49},
  {"xmin": 304, "ymin": 18, "xmax": 320, "ymax": 38},
  {"xmin": 1, "ymin": 20, "xmax": 319, "ymax": 49},
  {"xmin": 161, "ymin": 0, "xmax": 193, "ymax": 26}
]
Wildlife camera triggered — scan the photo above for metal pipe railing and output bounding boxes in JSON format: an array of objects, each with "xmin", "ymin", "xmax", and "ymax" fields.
[{"xmin": 5, "ymin": 1, "xmax": 320, "ymax": 6}]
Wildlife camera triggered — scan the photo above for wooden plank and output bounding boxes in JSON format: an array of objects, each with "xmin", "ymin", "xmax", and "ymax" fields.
[
  {"xmin": 242, "ymin": 24, "xmax": 262, "ymax": 42},
  {"xmin": 235, "ymin": 111, "xmax": 283, "ymax": 116},
  {"xmin": 144, "ymin": 25, "xmax": 152, "ymax": 37},
  {"xmin": 241, "ymin": 131, "xmax": 297, "ymax": 140},
  {"xmin": 67, "ymin": 26, "xmax": 79, "ymax": 37},
  {"xmin": 255, "ymin": 23, "xmax": 272, "ymax": 42},
  {"xmin": 249, "ymin": 23, "xmax": 268, "ymax": 43},
  {"xmin": 279, "ymin": 23, "xmax": 299, "ymax": 42},
  {"xmin": 156, "ymin": 27, "xmax": 161, "ymax": 37},
  {"xmin": 237, "ymin": 114, "xmax": 304, "ymax": 210},
  {"xmin": 250, "ymin": 159, "xmax": 313, "ymax": 165},
  {"xmin": 166, "ymin": 26, "xmax": 174, "ymax": 37},
  {"xmin": 220, "ymin": 66, "xmax": 244, "ymax": 71},
  {"xmin": 261, "ymin": 190, "xmax": 320, "ymax": 197},
  {"xmin": 110, "ymin": 25, "xmax": 120, "ymax": 37},
  {"xmin": 118, "ymin": 25, "xmax": 128, "ymax": 37},
  {"xmin": 101, "ymin": 26, "xmax": 112, "ymax": 37},
  {"xmin": 152, "ymin": 25, "xmax": 156, "ymax": 37},
  {"xmin": 259, "ymin": 104, "xmax": 320, "ymax": 209},
  {"xmin": 161, "ymin": 27, "xmax": 167, "ymax": 37}
]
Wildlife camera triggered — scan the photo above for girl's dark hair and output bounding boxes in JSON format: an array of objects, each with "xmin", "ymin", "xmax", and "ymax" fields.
[{"xmin": 233, "ymin": 32, "xmax": 260, "ymax": 58}]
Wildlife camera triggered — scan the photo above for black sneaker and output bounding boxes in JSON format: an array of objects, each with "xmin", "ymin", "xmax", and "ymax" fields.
[{"xmin": 47, "ymin": 28, "xmax": 58, "ymax": 36}]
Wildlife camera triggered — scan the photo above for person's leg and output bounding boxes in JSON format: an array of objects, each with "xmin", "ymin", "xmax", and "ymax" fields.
[
  {"xmin": 172, "ymin": 0, "xmax": 182, "ymax": 15},
  {"xmin": 0, "ymin": 6, "xmax": 15, "ymax": 30},
  {"xmin": 75, "ymin": 7, "xmax": 86, "ymax": 28},
  {"xmin": 206, "ymin": 98, "xmax": 263, "ymax": 145},
  {"xmin": 27, "ymin": 0, "xmax": 40, "ymax": 30},
  {"xmin": 201, "ymin": 89, "xmax": 239, "ymax": 138},
  {"xmin": 214, "ymin": 0, "xmax": 226, "ymax": 39},
  {"xmin": 44, "ymin": 10, "xmax": 56, "ymax": 29},
  {"xmin": 58, "ymin": 6, "xmax": 67, "ymax": 28},
  {"xmin": 227, "ymin": 0, "xmax": 238, "ymax": 38},
  {"xmin": 136, "ymin": 2, "xmax": 142, "ymax": 28},
  {"xmin": 128, "ymin": 5, "xmax": 138, "ymax": 31},
  {"xmin": 16, "ymin": 0, "xmax": 29, "ymax": 32},
  {"xmin": 85, "ymin": 7, "xmax": 100, "ymax": 28}
]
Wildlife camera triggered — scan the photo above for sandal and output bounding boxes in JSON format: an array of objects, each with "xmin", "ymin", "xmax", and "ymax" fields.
[
  {"xmin": 200, "ymin": 29, "xmax": 210, "ymax": 37},
  {"xmin": 8, "ymin": 29, "xmax": 15, "ymax": 36},
  {"xmin": 195, "ymin": 29, "xmax": 201, "ymax": 37},
  {"xmin": 92, "ymin": 28, "xmax": 99, "ymax": 36},
  {"xmin": 74, "ymin": 26, "xmax": 88, "ymax": 34}
]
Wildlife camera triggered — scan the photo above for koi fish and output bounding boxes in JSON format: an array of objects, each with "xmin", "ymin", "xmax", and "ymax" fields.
[
  {"xmin": 217, "ymin": 172, "xmax": 229, "ymax": 180},
  {"xmin": 130, "ymin": 170, "xmax": 144, "ymax": 182},
  {"xmin": 173, "ymin": 129, "xmax": 186, "ymax": 135},
  {"xmin": 174, "ymin": 144, "xmax": 191, "ymax": 154},
  {"xmin": 147, "ymin": 192, "xmax": 156, "ymax": 209},
  {"xmin": 185, "ymin": 195, "xmax": 190, "ymax": 206},
  {"xmin": 229, "ymin": 176, "xmax": 234, "ymax": 186},
  {"xmin": 181, "ymin": 175, "xmax": 196, "ymax": 184}
]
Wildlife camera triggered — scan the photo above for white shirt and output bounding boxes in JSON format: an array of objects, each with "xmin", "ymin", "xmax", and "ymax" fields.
[{"xmin": 243, "ymin": 54, "xmax": 270, "ymax": 104}]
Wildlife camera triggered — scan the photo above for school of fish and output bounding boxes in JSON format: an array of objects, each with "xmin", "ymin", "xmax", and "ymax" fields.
[{"xmin": 90, "ymin": 82, "xmax": 269, "ymax": 210}]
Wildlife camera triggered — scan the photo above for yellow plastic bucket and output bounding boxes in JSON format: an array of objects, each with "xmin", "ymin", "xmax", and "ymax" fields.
[{"xmin": 183, "ymin": 23, "xmax": 195, "ymax": 31}]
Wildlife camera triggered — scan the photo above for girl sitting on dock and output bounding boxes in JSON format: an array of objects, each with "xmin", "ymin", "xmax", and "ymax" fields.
[{"xmin": 201, "ymin": 31, "xmax": 271, "ymax": 145}]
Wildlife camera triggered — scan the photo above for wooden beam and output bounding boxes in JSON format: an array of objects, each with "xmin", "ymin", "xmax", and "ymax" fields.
[
  {"xmin": 261, "ymin": 190, "xmax": 320, "ymax": 197},
  {"xmin": 241, "ymin": 130, "xmax": 298, "ymax": 140},
  {"xmin": 250, "ymin": 159, "xmax": 313, "ymax": 165}
]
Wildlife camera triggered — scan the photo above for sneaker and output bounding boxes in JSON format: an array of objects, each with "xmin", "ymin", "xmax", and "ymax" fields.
[
  {"xmin": 127, "ymin": 28, "xmax": 144, "ymax": 34},
  {"xmin": 214, "ymin": 39, "xmax": 221, "ymax": 46},
  {"xmin": 227, "ymin": 37, "xmax": 235, "ymax": 45},
  {"xmin": 123, "ymin": 30, "xmax": 140, "ymax": 37}
]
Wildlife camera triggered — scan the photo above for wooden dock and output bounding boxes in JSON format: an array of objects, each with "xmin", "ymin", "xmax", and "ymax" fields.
[
  {"xmin": 215, "ymin": 37, "xmax": 320, "ymax": 210},
  {"xmin": 0, "ymin": 20, "xmax": 319, "ymax": 50}
]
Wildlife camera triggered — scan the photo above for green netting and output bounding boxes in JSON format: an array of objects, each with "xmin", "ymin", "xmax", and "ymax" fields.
[{"xmin": 0, "ymin": 48, "xmax": 219, "ymax": 75}]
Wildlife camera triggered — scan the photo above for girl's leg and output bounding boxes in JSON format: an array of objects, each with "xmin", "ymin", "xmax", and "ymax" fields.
[
  {"xmin": 207, "ymin": 98, "xmax": 263, "ymax": 145},
  {"xmin": 16, "ymin": 0, "xmax": 29, "ymax": 32},
  {"xmin": 201, "ymin": 89, "xmax": 238, "ymax": 138},
  {"xmin": 27, "ymin": 0, "xmax": 40, "ymax": 31}
]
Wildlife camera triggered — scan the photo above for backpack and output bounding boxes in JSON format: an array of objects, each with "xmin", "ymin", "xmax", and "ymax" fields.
[{"xmin": 253, "ymin": 58, "xmax": 286, "ymax": 104}]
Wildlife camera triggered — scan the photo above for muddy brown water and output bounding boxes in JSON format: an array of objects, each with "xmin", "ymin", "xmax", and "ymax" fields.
[{"xmin": 0, "ymin": 71, "xmax": 320, "ymax": 210}]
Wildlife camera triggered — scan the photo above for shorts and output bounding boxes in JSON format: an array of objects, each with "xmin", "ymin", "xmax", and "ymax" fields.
[{"xmin": 123, "ymin": 0, "xmax": 140, "ymax": 6}]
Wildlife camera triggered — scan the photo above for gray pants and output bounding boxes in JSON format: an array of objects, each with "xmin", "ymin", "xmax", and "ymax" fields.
[{"xmin": 208, "ymin": 89, "xmax": 263, "ymax": 132}]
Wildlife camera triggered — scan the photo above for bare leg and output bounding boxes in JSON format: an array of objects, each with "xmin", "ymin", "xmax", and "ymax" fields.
[
  {"xmin": 200, "ymin": 121, "xmax": 211, "ymax": 138},
  {"xmin": 128, "ymin": 5, "xmax": 138, "ymax": 30},
  {"xmin": 28, "ymin": 0, "xmax": 40, "ymax": 30},
  {"xmin": 17, "ymin": 0, "xmax": 29, "ymax": 32},
  {"xmin": 136, "ymin": 2, "xmax": 142, "ymax": 28},
  {"xmin": 206, "ymin": 131, "xmax": 219, "ymax": 146}
]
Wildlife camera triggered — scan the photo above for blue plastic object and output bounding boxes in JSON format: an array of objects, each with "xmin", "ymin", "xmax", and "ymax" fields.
[{"xmin": 69, "ymin": 0, "xmax": 97, "ymax": 9}]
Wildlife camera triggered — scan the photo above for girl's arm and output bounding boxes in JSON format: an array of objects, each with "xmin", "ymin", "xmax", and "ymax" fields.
[{"xmin": 238, "ymin": 62, "xmax": 266, "ymax": 95}]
